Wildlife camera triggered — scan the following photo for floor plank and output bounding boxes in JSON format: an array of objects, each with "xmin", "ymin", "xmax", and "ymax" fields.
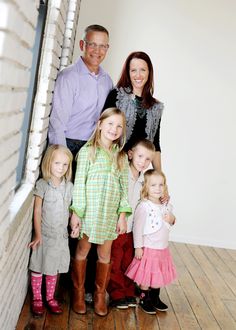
[
  {"xmin": 16, "ymin": 243, "xmax": 236, "ymax": 330},
  {"xmin": 173, "ymin": 243, "xmax": 236, "ymax": 329},
  {"xmin": 201, "ymin": 246, "xmax": 236, "ymax": 296},
  {"xmin": 171, "ymin": 244, "xmax": 220, "ymax": 330},
  {"xmin": 111, "ymin": 308, "xmax": 136, "ymax": 330},
  {"xmin": 156, "ymin": 287, "xmax": 181, "ymax": 330},
  {"xmin": 188, "ymin": 244, "xmax": 234, "ymax": 299}
]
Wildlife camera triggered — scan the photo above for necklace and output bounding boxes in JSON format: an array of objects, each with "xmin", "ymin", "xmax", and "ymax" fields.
[{"xmin": 134, "ymin": 96, "xmax": 146, "ymax": 119}]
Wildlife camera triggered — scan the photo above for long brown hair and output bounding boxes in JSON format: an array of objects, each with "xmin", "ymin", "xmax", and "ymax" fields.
[
  {"xmin": 88, "ymin": 107, "xmax": 127, "ymax": 170},
  {"xmin": 117, "ymin": 51, "xmax": 157, "ymax": 108}
]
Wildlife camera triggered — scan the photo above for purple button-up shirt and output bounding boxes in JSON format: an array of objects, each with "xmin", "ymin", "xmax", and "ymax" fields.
[{"xmin": 48, "ymin": 57, "xmax": 113, "ymax": 145}]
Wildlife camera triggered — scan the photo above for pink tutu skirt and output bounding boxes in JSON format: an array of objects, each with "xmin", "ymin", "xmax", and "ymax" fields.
[{"xmin": 125, "ymin": 247, "xmax": 177, "ymax": 288}]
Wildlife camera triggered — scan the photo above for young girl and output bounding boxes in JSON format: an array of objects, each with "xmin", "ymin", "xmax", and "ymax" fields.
[
  {"xmin": 28, "ymin": 144, "xmax": 73, "ymax": 317},
  {"xmin": 70, "ymin": 107, "xmax": 132, "ymax": 317},
  {"xmin": 125, "ymin": 169, "xmax": 176, "ymax": 314}
]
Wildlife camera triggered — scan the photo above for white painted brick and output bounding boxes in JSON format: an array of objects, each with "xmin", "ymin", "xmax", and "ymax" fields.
[
  {"xmin": 44, "ymin": 36, "xmax": 62, "ymax": 56},
  {"xmin": 0, "ymin": 3, "xmax": 36, "ymax": 48},
  {"xmin": 37, "ymin": 78, "xmax": 56, "ymax": 96},
  {"xmin": 0, "ymin": 112, "xmax": 24, "ymax": 140},
  {"xmin": 27, "ymin": 140, "xmax": 47, "ymax": 158},
  {"xmin": 65, "ymin": 27, "xmax": 73, "ymax": 39},
  {"xmin": 60, "ymin": 56, "xmax": 71, "ymax": 67},
  {"xmin": 28, "ymin": 129, "xmax": 48, "ymax": 146},
  {"xmin": 49, "ymin": 7, "xmax": 65, "ymax": 25},
  {"xmin": 34, "ymin": 89, "xmax": 53, "ymax": 106},
  {"xmin": 56, "ymin": 14, "xmax": 66, "ymax": 35},
  {"xmin": 31, "ymin": 116, "xmax": 49, "ymax": 131},
  {"xmin": 0, "ymin": 174, "xmax": 15, "ymax": 208},
  {"xmin": 66, "ymin": 20, "xmax": 74, "ymax": 29},
  {"xmin": 0, "ymin": 90, "xmax": 27, "ymax": 113},
  {"xmin": 14, "ymin": 0, "xmax": 39, "ymax": 27},
  {"xmin": 67, "ymin": 10, "xmax": 75, "ymax": 21},
  {"xmin": 50, "ymin": 5, "xmax": 67, "ymax": 24},
  {"xmin": 0, "ymin": 61, "xmax": 30, "ymax": 88},
  {"xmin": 61, "ymin": 47, "xmax": 71, "ymax": 58},
  {"xmin": 69, "ymin": 0, "xmax": 77, "ymax": 11},
  {"xmin": 0, "ymin": 196, "xmax": 33, "ymax": 328},
  {"xmin": 0, "ymin": 134, "xmax": 21, "ymax": 163},
  {"xmin": 26, "ymin": 157, "xmax": 43, "ymax": 172},
  {"xmin": 63, "ymin": 36, "xmax": 73, "ymax": 48},
  {"xmin": 21, "ymin": 20, "xmax": 37, "ymax": 48},
  {"xmin": 32, "ymin": 104, "xmax": 52, "ymax": 119},
  {"xmin": 0, "ymin": 215, "xmax": 10, "ymax": 248},
  {"xmin": 46, "ymin": 23, "xmax": 64, "ymax": 45},
  {"xmin": 42, "ymin": 51, "xmax": 61, "ymax": 70},
  {"xmin": 0, "ymin": 32, "xmax": 33, "ymax": 69},
  {"xmin": 51, "ymin": 0, "xmax": 68, "ymax": 11},
  {"xmin": 40, "ymin": 64, "xmax": 59, "ymax": 80},
  {"xmin": 0, "ymin": 0, "xmax": 84, "ymax": 328},
  {"xmin": 25, "ymin": 168, "xmax": 40, "ymax": 185},
  {"xmin": 0, "ymin": 195, "xmax": 13, "ymax": 228},
  {"xmin": 9, "ymin": 183, "xmax": 34, "ymax": 221},
  {"xmin": 0, "ymin": 152, "xmax": 18, "ymax": 186}
]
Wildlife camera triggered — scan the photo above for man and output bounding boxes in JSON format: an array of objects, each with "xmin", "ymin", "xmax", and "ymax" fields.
[
  {"xmin": 48, "ymin": 24, "xmax": 113, "ymax": 159},
  {"xmin": 48, "ymin": 24, "xmax": 113, "ymax": 311}
]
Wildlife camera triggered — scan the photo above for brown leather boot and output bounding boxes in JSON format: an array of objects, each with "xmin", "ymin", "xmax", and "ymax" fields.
[
  {"xmin": 94, "ymin": 261, "xmax": 111, "ymax": 316},
  {"xmin": 71, "ymin": 258, "xmax": 87, "ymax": 314}
]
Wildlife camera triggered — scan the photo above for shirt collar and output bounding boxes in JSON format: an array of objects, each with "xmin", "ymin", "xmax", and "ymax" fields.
[
  {"xmin": 48, "ymin": 178, "xmax": 66, "ymax": 188},
  {"xmin": 128, "ymin": 166, "xmax": 144, "ymax": 183},
  {"xmin": 76, "ymin": 56, "xmax": 105, "ymax": 77}
]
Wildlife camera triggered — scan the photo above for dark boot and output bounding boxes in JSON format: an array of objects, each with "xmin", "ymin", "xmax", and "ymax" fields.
[
  {"xmin": 71, "ymin": 258, "xmax": 87, "ymax": 314},
  {"xmin": 150, "ymin": 288, "xmax": 168, "ymax": 311},
  {"xmin": 139, "ymin": 289, "xmax": 156, "ymax": 314},
  {"xmin": 94, "ymin": 261, "xmax": 111, "ymax": 316}
]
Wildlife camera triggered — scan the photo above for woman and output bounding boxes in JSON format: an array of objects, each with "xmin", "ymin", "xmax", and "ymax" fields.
[{"xmin": 103, "ymin": 51, "xmax": 163, "ymax": 171}]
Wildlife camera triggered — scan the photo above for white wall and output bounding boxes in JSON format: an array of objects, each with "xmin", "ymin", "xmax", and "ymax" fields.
[{"xmin": 74, "ymin": 0, "xmax": 236, "ymax": 249}]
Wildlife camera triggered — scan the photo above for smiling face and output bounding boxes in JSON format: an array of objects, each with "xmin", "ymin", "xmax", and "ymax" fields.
[
  {"xmin": 147, "ymin": 173, "xmax": 165, "ymax": 203},
  {"xmin": 50, "ymin": 150, "xmax": 70, "ymax": 185},
  {"xmin": 80, "ymin": 31, "xmax": 109, "ymax": 73},
  {"xmin": 99, "ymin": 113, "xmax": 124, "ymax": 148},
  {"xmin": 129, "ymin": 58, "xmax": 149, "ymax": 96},
  {"xmin": 128, "ymin": 145, "xmax": 153, "ymax": 177}
]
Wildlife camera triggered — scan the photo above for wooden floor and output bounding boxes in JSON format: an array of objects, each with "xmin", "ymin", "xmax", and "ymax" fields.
[{"xmin": 16, "ymin": 242, "xmax": 236, "ymax": 330}]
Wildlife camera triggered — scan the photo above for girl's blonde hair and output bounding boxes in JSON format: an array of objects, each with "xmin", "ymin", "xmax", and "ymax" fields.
[
  {"xmin": 41, "ymin": 144, "xmax": 73, "ymax": 182},
  {"xmin": 141, "ymin": 169, "xmax": 168, "ymax": 199},
  {"xmin": 88, "ymin": 107, "xmax": 127, "ymax": 170}
]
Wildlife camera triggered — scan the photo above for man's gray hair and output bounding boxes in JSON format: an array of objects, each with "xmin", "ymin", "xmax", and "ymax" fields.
[{"xmin": 83, "ymin": 24, "xmax": 109, "ymax": 39}]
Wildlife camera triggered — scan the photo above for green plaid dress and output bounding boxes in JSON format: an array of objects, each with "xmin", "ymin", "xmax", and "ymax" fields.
[{"xmin": 71, "ymin": 143, "xmax": 132, "ymax": 244}]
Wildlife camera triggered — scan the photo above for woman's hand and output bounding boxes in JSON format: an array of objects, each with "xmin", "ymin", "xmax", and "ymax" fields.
[
  {"xmin": 160, "ymin": 191, "xmax": 170, "ymax": 204},
  {"xmin": 70, "ymin": 212, "xmax": 81, "ymax": 238},
  {"xmin": 28, "ymin": 235, "xmax": 42, "ymax": 250},
  {"xmin": 116, "ymin": 216, "xmax": 127, "ymax": 235},
  {"xmin": 135, "ymin": 248, "xmax": 143, "ymax": 259}
]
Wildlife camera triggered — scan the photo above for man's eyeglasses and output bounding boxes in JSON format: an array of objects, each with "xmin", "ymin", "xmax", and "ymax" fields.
[{"xmin": 84, "ymin": 40, "xmax": 109, "ymax": 51}]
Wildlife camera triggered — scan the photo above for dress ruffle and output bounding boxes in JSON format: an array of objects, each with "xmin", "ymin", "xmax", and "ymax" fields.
[{"xmin": 125, "ymin": 247, "xmax": 177, "ymax": 288}]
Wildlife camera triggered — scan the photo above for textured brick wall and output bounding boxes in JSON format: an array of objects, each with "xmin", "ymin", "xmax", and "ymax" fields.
[
  {"xmin": 0, "ymin": 1, "xmax": 39, "ymax": 328},
  {"xmin": 0, "ymin": 0, "xmax": 81, "ymax": 328},
  {"xmin": 25, "ymin": 0, "xmax": 81, "ymax": 184}
]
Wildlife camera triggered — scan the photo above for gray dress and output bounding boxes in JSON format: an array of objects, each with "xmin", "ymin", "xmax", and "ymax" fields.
[{"xmin": 29, "ymin": 178, "xmax": 73, "ymax": 275}]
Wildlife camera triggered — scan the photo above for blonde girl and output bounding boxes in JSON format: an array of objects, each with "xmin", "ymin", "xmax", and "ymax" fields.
[
  {"xmin": 28, "ymin": 145, "xmax": 73, "ymax": 316},
  {"xmin": 70, "ymin": 107, "xmax": 132, "ymax": 316},
  {"xmin": 126, "ymin": 169, "xmax": 176, "ymax": 314}
]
